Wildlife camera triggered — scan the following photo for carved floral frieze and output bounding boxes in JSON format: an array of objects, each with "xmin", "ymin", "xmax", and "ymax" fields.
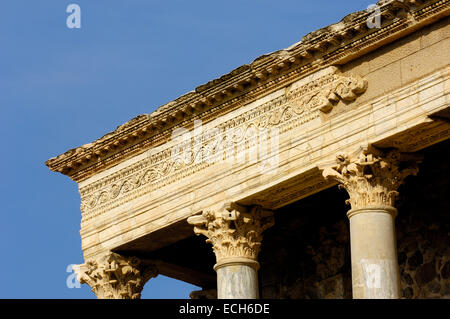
[
  {"xmin": 79, "ymin": 68, "xmax": 367, "ymax": 221},
  {"xmin": 46, "ymin": 0, "xmax": 448, "ymax": 182}
]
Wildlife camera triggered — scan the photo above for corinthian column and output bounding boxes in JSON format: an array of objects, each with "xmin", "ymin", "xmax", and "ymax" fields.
[
  {"xmin": 73, "ymin": 252, "xmax": 158, "ymax": 299},
  {"xmin": 322, "ymin": 146, "xmax": 421, "ymax": 299},
  {"xmin": 187, "ymin": 202, "xmax": 274, "ymax": 299}
]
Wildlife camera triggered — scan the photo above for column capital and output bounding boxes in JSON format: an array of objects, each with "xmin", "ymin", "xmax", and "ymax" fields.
[
  {"xmin": 73, "ymin": 252, "xmax": 158, "ymax": 299},
  {"xmin": 187, "ymin": 202, "xmax": 274, "ymax": 265},
  {"xmin": 322, "ymin": 146, "xmax": 421, "ymax": 210}
]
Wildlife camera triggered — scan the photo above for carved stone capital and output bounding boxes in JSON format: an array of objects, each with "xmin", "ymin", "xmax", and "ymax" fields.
[
  {"xmin": 187, "ymin": 203, "xmax": 274, "ymax": 264},
  {"xmin": 322, "ymin": 146, "xmax": 421, "ymax": 210},
  {"xmin": 73, "ymin": 252, "xmax": 158, "ymax": 299}
]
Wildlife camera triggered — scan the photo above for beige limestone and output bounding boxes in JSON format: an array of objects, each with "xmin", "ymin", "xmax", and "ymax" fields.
[{"xmin": 45, "ymin": 1, "xmax": 450, "ymax": 299}]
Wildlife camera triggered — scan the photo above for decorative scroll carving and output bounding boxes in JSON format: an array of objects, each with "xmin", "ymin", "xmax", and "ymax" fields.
[
  {"xmin": 73, "ymin": 252, "xmax": 158, "ymax": 299},
  {"xmin": 286, "ymin": 68, "xmax": 367, "ymax": 114},
  {"xmin": 322, "ymin": 146, "xmax": 422, "ymax": 209},
  {"xmin": 46, "ymin": 0, "xmax": 447, "ymax": 182},
  {"xmin": 187, "ymin": 203, "xmax": 274, "ymax": 263},
  {"xmin": 79, "ymin": 68, "xmax": 367, "ymax": 221}
]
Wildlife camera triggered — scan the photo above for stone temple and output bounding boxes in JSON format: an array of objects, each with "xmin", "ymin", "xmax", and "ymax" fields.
[{"xmin": 46, "ymin": 0, "xmax": 450, "ymax": 299}]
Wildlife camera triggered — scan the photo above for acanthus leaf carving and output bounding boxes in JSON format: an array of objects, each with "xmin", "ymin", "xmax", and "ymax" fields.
[
  {"xmin": 80, "ymin": 67, "xmax": 368, "ymax": 220},
  {"xmin": 47, "ymin": 0, "xmax": 448, "ymax": 183},
  {"xmin": 187, "ymin": 203, "xmax": 274, "ymax": 263},
  {"xmin": 322, "ymin": 146, "xmax": 422, "ymax": 210},
  {"xmin": 73, "ymin": 252, "xmax": 158, "ymax": 299},
  {"xmin": 286, "ymin": 68, "xmax": 368, "ymax": 115}
]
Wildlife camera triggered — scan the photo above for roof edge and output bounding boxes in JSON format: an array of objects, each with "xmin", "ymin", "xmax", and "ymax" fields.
[{"xmin": 46, "ymin": 0, "xmax": 450, "ymax": 182}]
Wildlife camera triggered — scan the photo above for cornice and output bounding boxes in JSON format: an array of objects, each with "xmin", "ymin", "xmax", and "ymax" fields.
[
  {"xmin": 77, "ymin": 66, "xmax": 368, "ymax": 223},
  {"xmin": 45, "ymin": 0, "xmax": 450, "ymax": 182}
]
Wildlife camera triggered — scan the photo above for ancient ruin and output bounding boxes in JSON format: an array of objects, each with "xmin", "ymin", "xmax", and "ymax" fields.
[{"xmin": 46, "ymin": 0, "xmax": 450, "ymax": 299}]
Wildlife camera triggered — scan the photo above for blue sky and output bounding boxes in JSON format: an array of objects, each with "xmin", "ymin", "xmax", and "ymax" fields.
[{"xmin": 0, "ymin": 0, "xmax": 370, "ymax": 298}]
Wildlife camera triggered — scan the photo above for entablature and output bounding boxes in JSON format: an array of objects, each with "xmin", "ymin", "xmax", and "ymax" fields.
[
  {"xmin": 78, "ymin": 64, "xmax": 449, "ymax": 259},
  {"xmin": 46, "ymin": 0, "xmax": 450, "ymax": 183}
]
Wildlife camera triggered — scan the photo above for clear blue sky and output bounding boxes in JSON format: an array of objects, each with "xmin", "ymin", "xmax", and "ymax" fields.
[{"xmin": 0, "ymin": 0, "xmax": 370, "ymax": 298}]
